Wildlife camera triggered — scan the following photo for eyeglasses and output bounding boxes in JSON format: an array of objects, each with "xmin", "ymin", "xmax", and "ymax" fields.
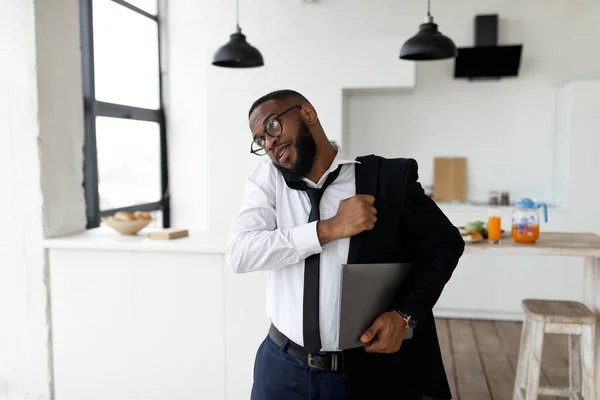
[{"xmin": 250, "ymin": 105, "xmax": 302, "ymax": 156}]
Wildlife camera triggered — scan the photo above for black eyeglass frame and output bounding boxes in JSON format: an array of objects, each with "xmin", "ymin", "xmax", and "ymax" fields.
[{"xmin": 250, "ymin": 105, "xmax": 302, "ymax": 156}]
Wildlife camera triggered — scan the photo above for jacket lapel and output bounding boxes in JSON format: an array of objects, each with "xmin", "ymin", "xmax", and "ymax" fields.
[{"xmin": 347, "ymin": 155, "xmax": 380, "ymax": 265}]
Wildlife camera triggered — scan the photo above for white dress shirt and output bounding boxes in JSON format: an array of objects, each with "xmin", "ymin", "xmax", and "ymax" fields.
[{"xmin": 225, "ymin": 148, "xmax": 358, "ymax": 351}]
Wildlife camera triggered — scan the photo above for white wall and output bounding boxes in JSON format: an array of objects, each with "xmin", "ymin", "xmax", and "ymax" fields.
[
  {"xmin": 166, "ymin": 0, "xmax": 600, "ymax": 236},
  {"xmin": 0, "ymin": 0, "xmax": 86, "ymax": 398},
  {"xmin": 344, "ymin": 82, "xmax": 557, "ymax": 204},
  {"xmin": 0, "ymin": 2, "xmax": 48, "ymax": 398},
  {"xmin": 35, "ymin": 0, "xmax": 87, "ymax": 237}
]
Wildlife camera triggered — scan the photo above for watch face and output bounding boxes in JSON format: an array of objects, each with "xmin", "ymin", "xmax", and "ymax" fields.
[{"xmin": 399, "ymin": 311, "xmax": 417, "ymax": 328}]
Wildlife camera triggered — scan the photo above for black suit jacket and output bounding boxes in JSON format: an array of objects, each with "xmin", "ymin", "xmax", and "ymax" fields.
[{"xmin": 341, "ymin": 155, "xmax": 465, "ymax": 400}]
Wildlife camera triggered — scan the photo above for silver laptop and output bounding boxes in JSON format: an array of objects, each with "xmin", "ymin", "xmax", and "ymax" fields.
[{"xmin": 337, "ymin": 263, "xmax": 413, "ymax": 350}]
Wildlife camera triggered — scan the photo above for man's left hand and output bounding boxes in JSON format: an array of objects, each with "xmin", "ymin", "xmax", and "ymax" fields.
[{"xmin": 360, "ymin": 311, "xmax": 406, "ymax": 353}]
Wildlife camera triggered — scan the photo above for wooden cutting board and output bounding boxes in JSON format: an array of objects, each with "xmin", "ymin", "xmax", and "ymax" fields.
[
  {"xmin": 148, "ymin": 229, "xmax": 189, "ymax": 240},
  {"xmin": 433, "ymin": 157, "xmax": 467, "ymax": 202}
]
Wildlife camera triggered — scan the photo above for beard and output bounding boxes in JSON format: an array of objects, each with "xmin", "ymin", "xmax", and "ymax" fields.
[{"xmin": 273, "ymin": 119, "xmax": 316, "ymax": 179}]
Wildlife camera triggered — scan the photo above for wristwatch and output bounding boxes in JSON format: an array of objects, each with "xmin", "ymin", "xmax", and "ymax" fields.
[{"xmin": 396, "ymin": 310, "xmax": 418, "ymax": 329}]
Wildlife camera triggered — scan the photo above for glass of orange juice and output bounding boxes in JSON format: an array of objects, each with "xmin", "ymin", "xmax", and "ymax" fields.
[{"xmin": 487, "ymin": 212, "xmax": 502, "ymax": 244}]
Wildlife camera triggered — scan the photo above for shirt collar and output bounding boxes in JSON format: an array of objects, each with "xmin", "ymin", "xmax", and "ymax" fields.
[{"xmin": 302, "ymin": 145, "xmax": 358, "ymax": 188}]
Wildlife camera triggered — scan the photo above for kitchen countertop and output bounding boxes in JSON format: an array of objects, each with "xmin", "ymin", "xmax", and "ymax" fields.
[
  {"xmin": 43, "ymin": 227, "xmax": 228, "ymax": 254},
  {"xmin": 463, "ymin": 232, "xmax": 600, "ymax": 257}
]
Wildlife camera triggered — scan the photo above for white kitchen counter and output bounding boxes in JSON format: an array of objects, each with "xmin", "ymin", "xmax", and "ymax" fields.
[{"xmin": 43, "ymin": 227, "xmax": 227, "ymax": 254}]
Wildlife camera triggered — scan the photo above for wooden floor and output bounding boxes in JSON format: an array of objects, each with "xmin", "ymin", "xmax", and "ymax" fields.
[{"xmin": 435, "ymin": 318, "xmax": 570, "ymax": 400}]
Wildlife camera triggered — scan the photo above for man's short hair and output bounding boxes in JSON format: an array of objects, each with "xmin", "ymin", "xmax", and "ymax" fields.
[{"xmin": 248, "ymin": 89, "xmax": 308, "ymax": 118}]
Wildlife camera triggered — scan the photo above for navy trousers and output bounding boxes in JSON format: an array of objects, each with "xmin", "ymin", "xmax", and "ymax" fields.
[{"xmin": 250, "ymin": 336, "xmax": 352, "ymax": 400}]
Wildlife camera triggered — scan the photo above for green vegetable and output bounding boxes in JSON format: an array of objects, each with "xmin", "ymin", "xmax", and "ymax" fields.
[{"xmin": 465, "ymin": 220, "xmax": 486, "ymax": 233}]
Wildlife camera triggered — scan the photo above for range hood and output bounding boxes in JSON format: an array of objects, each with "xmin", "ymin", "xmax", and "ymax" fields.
[{"xmin": 453, "ymin": 14, "xmax": 523, "ymax": 80}]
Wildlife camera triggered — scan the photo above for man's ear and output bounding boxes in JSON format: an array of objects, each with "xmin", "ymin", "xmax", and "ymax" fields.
[{"xmin": 300, "ymin": 103, "xmax": 318, "ymax": 126}]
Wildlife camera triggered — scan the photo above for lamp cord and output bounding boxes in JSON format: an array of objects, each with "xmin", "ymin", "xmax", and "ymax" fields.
[
  {"xmin": 427, "ymin": 0, "xmax": 431, "ymax": 17},
  {"xmin": 236, "ymin": 0, "xmax": 240, "ymax": 30}
]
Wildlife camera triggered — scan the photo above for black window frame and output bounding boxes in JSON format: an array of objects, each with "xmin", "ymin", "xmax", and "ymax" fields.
[{"xmin": 79, "ymin": 0, "xmax": 170, "ymax": 229}]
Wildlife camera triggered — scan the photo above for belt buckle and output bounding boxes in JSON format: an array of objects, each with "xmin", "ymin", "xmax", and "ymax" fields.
[
  {"xmin": 307, "ymin": 353, "xmax": 339, "ymax": 371},
  {"xmin": 307, "ymin": 354, "xmax": 319, "ymax": 369}
]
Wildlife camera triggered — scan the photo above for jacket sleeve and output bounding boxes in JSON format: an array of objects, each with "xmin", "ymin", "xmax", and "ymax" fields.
[{"xmin": 392, "ymin": 159, "xmax": 465, "ymax": 324}]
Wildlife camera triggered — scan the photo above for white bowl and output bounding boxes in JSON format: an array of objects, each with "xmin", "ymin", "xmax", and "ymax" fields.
[{"xmin": 103, "ymin": 216, "xmax": 152, "ymax": 235}]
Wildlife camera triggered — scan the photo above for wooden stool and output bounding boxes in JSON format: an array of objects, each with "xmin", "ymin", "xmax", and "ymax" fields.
[{"xmin": 513, "ymin": 299, "xmax": 597, "ymax": 400}]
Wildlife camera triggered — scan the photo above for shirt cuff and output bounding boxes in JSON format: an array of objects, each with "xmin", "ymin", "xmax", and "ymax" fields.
[{"xmin": 292, "ymin": 221, "xmax": 323, "ymax": 254}]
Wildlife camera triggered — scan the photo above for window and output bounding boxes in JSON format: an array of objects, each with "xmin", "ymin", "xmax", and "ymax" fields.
[{"xmin": 79, "ymin": 0, "xmax": 170, "ymax": 229}]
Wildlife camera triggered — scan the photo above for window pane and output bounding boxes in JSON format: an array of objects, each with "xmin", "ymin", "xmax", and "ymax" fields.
[
  {"xmin": 93, "ymin": 0, "xmax": 160, "ymax": 109},
  {"xmin": 96, "ymin": 117, "xmax": 162, "ymax": 210},
  {"xmin": 123, "ymin": 0, "xmax": 157, "ymax": 15},
  {"xmin": 146, "ymin": 210, "xmax": 163, "ymax": 229}
]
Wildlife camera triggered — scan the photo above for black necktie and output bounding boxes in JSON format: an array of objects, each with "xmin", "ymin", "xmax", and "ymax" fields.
[{"xmin": 284, "ymin": 166, "xmax": 341, "ymax": 354}]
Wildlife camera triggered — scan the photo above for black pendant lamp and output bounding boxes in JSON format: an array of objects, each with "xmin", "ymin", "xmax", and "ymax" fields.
[
  {"xmin": 400, "ymin": 0, "xmax": 457, "ymax": 61},
  {"xmin": 212, "ymin": 0, "xmax": 264, "ymax": 68}
]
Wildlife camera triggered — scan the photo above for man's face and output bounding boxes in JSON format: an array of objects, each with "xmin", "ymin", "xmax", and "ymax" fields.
[{"xmin": 249, "ymin": 100, "xmax": 316, "ymax": 177}]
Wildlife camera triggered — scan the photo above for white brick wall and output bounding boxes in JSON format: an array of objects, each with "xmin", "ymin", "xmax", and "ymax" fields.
[{"xmin": 0, "ymin": 0, "xmax": 86, "ymax": 398}]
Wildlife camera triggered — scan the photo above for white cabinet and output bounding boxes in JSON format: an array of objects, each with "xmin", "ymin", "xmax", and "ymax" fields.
[
  {"xmin": 433, "ymin": 253, "xmax": 585, "ymax": 320},
  {"xmin": 223, "ymin": 269, "xmax": 269, "ymax": 400},
  {"xmin": 555, "ymin": 81, "xmax": 600, "ymax": 231},
  {"xmin": 50, "ymin": 249, "xmax": 226, "ymax": 400}
]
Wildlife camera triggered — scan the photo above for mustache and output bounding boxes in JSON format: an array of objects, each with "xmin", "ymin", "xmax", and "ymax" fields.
[{"xmin": 267, "ymin": 140, "xmax": 293, "ymax": 155}]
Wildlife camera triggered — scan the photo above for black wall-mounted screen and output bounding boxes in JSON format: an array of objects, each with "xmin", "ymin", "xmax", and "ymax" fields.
[{"xmin": 454, "ymin": 45, "xmax": 523, "ymax": 79}]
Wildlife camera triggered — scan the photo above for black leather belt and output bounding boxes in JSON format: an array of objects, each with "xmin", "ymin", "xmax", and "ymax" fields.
[{"xmin": 268, "ymin": 324, "xmax": 343, "ymax": 372}]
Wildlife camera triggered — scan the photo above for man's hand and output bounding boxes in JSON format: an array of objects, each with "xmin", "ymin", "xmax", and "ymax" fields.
[
  {"xmin": 360, "ymin": 311, "xmax": 406, "ymax": 353},
  {"xmin": 317, "ymin": 195, "xmax": 377, "ymax": 245}
]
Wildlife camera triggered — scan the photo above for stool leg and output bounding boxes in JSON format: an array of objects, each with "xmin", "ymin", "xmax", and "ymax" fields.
[
  {"xmin": 569, "ymin": 334, "xmax": 582, "ymax": 396},
  {"xmin": 580, "ymin": 325, "xmax": 597, "ymax": 400},
  {"xmin": 514, "ymin": 319, "xmax": 533, "ymax": 400},
  {"xmin": 525, "ymin": 321, "xmax": 544, "ymax": 400}
]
